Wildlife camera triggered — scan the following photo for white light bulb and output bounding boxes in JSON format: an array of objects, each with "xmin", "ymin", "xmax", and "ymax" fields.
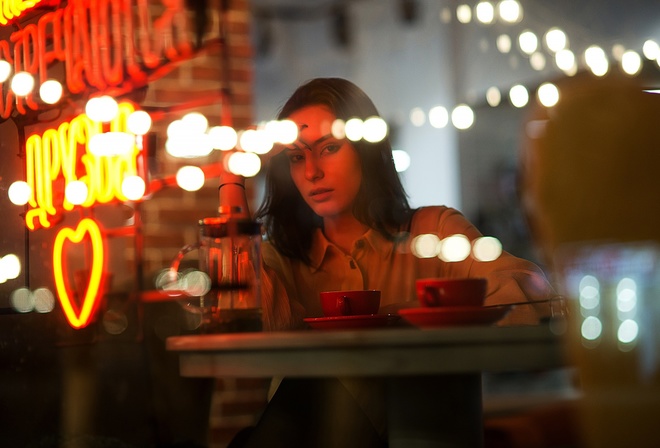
[
  {"xmin": 127, "ymin": 110, "xmax": 152, "ymax": 135},
  {"xmin": 176, "ymin": 166, "xmax": 205, "ymax": 191},
  {"xmin": 121, "ymin": 175, "xmax": 146, "ymax": 201},
  {"xmin": 362, "ymin": 116, "xmax": 388, "ymax": 143},
  {"xmin": 8, "ymin": 181, "xmax": 31, "ymax": 205},
  {"xmin": 86, "ymin": 95, "xmax": 119, "ymax": 122},
  {"xmin": 39, "ymin": 79, "xmax": 63, "ymax": 104},
  {"xmin": 182, "ymin": 112, "xmax": 208, "ymax": 134},
  {"xmin": 208, "ymin": 126, "xmax": 238, "ymax": 151},
  {"xmin": 0, "ymin": 60, "xmax": 12, "ymax": 82},
  {"xmin": 11, "ymin": 72, "xmax": 35, "ymax": 96},
  {"xmin": 451, "ymin": 104, "xmax": 475, "ymax": 129},
  {"xmin": 65, "ymin": 180, "xmax": 88, "ymax": 205}
]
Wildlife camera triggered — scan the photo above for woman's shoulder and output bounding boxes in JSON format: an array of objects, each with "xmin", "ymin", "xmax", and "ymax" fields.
[
  {"xmin": 410, "ymin": 205, "xmax": 454, "ymax": 228},
  {"xmin": 410, "ymin": 205, "xmax": 481, "ymax": 238}
]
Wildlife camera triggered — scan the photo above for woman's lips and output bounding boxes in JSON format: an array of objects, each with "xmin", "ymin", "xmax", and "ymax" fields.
[{"xmin": 309, "ymin": 188, "xmax": 333, "ymax": 201}]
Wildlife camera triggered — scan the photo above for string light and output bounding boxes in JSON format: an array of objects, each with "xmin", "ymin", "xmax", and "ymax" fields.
[
  {"xmin": 127, "ymin": 110, "xmax": 152, "ymax": 135},
  {"xmin": 39, "ymin": 79, "xmax": 63, "ymax": 104},
  {"xmin": 86, "ymin": 96, "xmax": 119, "ymax": 122},
  {"xmin": 11, "ymin": 71, "xmax": 34, "ymax": 96}
]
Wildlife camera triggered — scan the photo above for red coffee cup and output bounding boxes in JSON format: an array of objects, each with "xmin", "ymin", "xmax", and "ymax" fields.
[
  {"xmin": 416, "ymin": 278, "xmax": 487, "ymax": 307},
  {"xmin": 320, "ymin": 290, "xmax": 381, "ymax": 317}
]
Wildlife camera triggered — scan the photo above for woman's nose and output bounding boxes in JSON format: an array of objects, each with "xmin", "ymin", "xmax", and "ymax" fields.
[{"xmin": 304, "ymin": 157, "xmax": 323, "ymax": 181}]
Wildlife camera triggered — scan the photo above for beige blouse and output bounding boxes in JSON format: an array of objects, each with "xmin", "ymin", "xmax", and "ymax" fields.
[
  {"xmin": 260, "ymin": 206, "xmax": 556, "ymax": 331},
  {"xmin": 257, "ymin": 206, "xmax": 557, "ymax": 437}
]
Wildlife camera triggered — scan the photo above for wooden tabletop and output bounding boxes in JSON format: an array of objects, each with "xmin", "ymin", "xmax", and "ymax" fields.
[{"xmin": 167, "ymin": 324, "xmax": 567, "ymax": 378}]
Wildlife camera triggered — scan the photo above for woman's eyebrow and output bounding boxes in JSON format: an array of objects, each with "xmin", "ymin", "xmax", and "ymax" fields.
[{"xmin": 286, "ymin": 134, "xmax": 334, "ymax": 152}]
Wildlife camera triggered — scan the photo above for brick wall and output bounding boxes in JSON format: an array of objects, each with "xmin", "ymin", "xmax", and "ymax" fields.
[{"xmin": 133, "ymin": 1, "xmax": 266, "ymax": 447}]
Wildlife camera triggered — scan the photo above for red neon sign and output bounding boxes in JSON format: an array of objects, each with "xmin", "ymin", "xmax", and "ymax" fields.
[
  {"xmin": 0, "ymin": 0, "xmax": 192, "ymax": 118},
  {"xmin": 52, "ymin": 218, "xmax": 106, "ymax": 329}
]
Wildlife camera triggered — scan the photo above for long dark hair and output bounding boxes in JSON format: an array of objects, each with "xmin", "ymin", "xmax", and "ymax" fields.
[{"xmin": 256, "ymin": 78, "xmax": 413, "ymax": 263}]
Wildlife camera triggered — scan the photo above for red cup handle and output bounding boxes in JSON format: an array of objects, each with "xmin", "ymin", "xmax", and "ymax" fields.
[
  {"xmin": 423, "ymin": 287, "xmax": 440, "ymax": 306},
  {"xmin": 338, "ymin": 296, "xmax": 351, "ymax": 316}
]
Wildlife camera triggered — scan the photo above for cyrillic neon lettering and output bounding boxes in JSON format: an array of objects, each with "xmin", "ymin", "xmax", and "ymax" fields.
[
  {"xmin": 0, "ymin": 0, "xmax": 192, "ymax": 118},
  {"xmin": 25, "ymin": 101, "xmax": 142, "ymax": 230}
]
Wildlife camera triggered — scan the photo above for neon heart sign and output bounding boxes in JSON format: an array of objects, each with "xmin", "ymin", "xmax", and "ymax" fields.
[{"xmin": 53, "ymin": 218, "xmax": 106, "ymax": 329}]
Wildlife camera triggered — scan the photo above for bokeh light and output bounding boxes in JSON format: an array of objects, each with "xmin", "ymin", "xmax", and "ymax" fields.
[
  {"xmin": 498, "ymin": 0, "xmax": 522, "ymax": 23},
  {"xmin": 86, "ymin": 95, "xmax": 119, "ymax": 122},
  {"xmin": 518, "ymin": 30, "xmax": 538, "ymax": 55},
  {"xmin": 11, "ymin": 71, "xmax": 35, "ymax": 96},
  {"xmin": 555, "ymin": 48, "xmax": 576, "ymax": 72},
  {"xmin": 8, "ymin": 181, "xmax": 30, "ymax": 205},
  {"xmin": 537, "ymin": 82, "xmax": 559, "ymax": 107},
  {"xmin": 264, "ymin": 119, "xmax": 298, "ymax": 145},
  {"xmin": 392, "ymin": 149, "xmax": 411, "ymax": 172},
  {"xmin": 581, "ymin": 315, "xmax": 603, "ymax": 341},
  {"xmin": 65, "ymin": 180, "xmax": 88, "ymax": 205},
  {"xmin": 475, "ymin": 1, "xmax": 495, "ymax": 24},
  {"xmin": 0, "ymin": 60, "xmax": 11, "ymax": 82},
  {"xmin": 496, "ymin": 34, "xmax": 512, "ymax": 53},
  {"xmin": 122, "ymin": 175, "xmax": 146, "ymax": 201},
  {"xmin": 451, "ymin": 104, "xmax": 474, "ymax": 130},
  {"xmin": 11, "ymin": 288, "xmax": 34, "ymax": 313},
  {"xmin": 181, "ymin": 112, "xmax": 209, "ymax": 134},
  {"xmin": 362, "ymin": 116, "xmax": 388, "ymax": 142},
  {"xmin": 439, "ymin": 234, "xmax": 471, "ymax": 262},
  {"xmin": 411, "ymin": 233, "xmax": 441, "ymax": 258},
  {"xmin": 345, "ymin": 118, "xmax": 364, "ymax": 141},
  {"xmin": 579, "ymin": 275, "xmax": 600, "ymax": 311},
  {"xmin": 0, "ymin": 254, "xmax": 21, "ymax": 279},
  {"xmin": 429, "ymin": 106, "xmax": 449, "ymax": 128},
  {"xmin": 227, "ymin": 151, "xmax": 261, "ymax": 177},
  {"xmin": 176, "ymin": 166, "xmax": 205, "ymax": 191},
  {"xmin": 88, "ymin": 132, "xmax": 135, "ymax": 156},
  {"xmin": 642, "ymin": 39, "xmax": 660, "ymax": 60},
  {"xmin": 530, "ymin": 52, "xmax": 546, "ymax": 70},
  {"xmin": 410, "ymin": 107, "xmax": 426, "ymax": 126},
  {"xmin": 209, "ymin": 126, "xmax": 239, "ymax": 151},
  {"xmin": 39, "ymin": 79, "xmax": 63, "ymax": 104},
  {"xmin": 617, "ymin": 319, "xmax": 639, "ymax": 344},
  {"xmin": 331, "ymin": 119, "xmax": 346, "ymax": 139},
  {"xmin": 544, "ymin": 28, "xmax": 567, "ymax": 52},
  {"xmin": 509, "ymin": 84, "xmax": 529, "ymax": 108},
  {"xmin": 616, "ymin": 277, "xmax": 637, "ymax": 314},
  {"xmin": 584, "ymin": 45, "xmax": 609, "ymax": 76},
  {"xmin": 239, "ymin": 129, "xmax": 272, "ymax": 154},
  {"xmin": 33, "ymin": 288, "xmax": 55, "ymax": 313},
  {"xmin": 486, "ymin": 87, "xmax": 502, "ymax": 107},
  {"xmin": 166, "ymin": 133, "xmax": 213, "ymax": 158},
  {"xmin": 456, "ymin": 4, "xmax": 472, "ymax": 23},
  {"xmin": 182, "ymin": 270, "xmax": 211, "ymax": 297},
  {"xmin": 621, "ymin": 50, "xmax": 642, "ymax": 75},
  {"xmin": 127, "ymin": 110, "xmax": 152, "ymax": 135},
  {"xmin": 472, "ymin": 236, "xmax": 502, "ymax": 261}
]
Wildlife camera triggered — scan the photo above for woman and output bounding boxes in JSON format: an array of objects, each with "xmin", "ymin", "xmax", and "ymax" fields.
[
  {"xmin": 257, "ymin": 77, "xmax": 554, "ymax": 331},
  {"xmin": 230, "ymin": 78, "xmax": 557, "ymax": 447}
]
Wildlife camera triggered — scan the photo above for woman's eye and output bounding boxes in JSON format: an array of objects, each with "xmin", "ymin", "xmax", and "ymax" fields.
[
  {"xmin": 321, "ymin": 143, "xmax": 341, "ymax": 155},
  {"xmin": 288, "ymin": 153, "xmax": 304, "ymax": 163}
]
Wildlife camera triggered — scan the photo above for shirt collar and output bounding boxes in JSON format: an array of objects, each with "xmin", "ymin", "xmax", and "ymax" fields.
[{"xmin": 308, "ymin": 227, "xmax": 396, "ymax": 272}]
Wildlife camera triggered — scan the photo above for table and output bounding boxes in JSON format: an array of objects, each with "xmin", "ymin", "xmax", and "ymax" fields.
[{"xmin": 167, "ymin": 324, "xmax": 566, "ymax": 447}]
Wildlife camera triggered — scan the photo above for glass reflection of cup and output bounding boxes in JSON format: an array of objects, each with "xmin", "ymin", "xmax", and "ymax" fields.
[{"xmin": 170, "ymin": 217, "xmax": 262, "ymax": 333}]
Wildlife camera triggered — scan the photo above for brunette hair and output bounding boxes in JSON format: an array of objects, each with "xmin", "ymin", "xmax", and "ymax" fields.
[{"xmin": 256, "ymin": 77, "xmax": 413, "ymax": 263}]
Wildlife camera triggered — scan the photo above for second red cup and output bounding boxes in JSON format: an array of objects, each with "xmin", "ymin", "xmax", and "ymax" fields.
[{"xmin": 320, "ymin": 290, "xmax": 381, "ymax": 317}]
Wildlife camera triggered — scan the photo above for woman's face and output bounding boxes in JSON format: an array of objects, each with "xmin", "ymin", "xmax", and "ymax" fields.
[{"xmin": 283, "ymin": 105, "xmax": 363, "ymax": 221}]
